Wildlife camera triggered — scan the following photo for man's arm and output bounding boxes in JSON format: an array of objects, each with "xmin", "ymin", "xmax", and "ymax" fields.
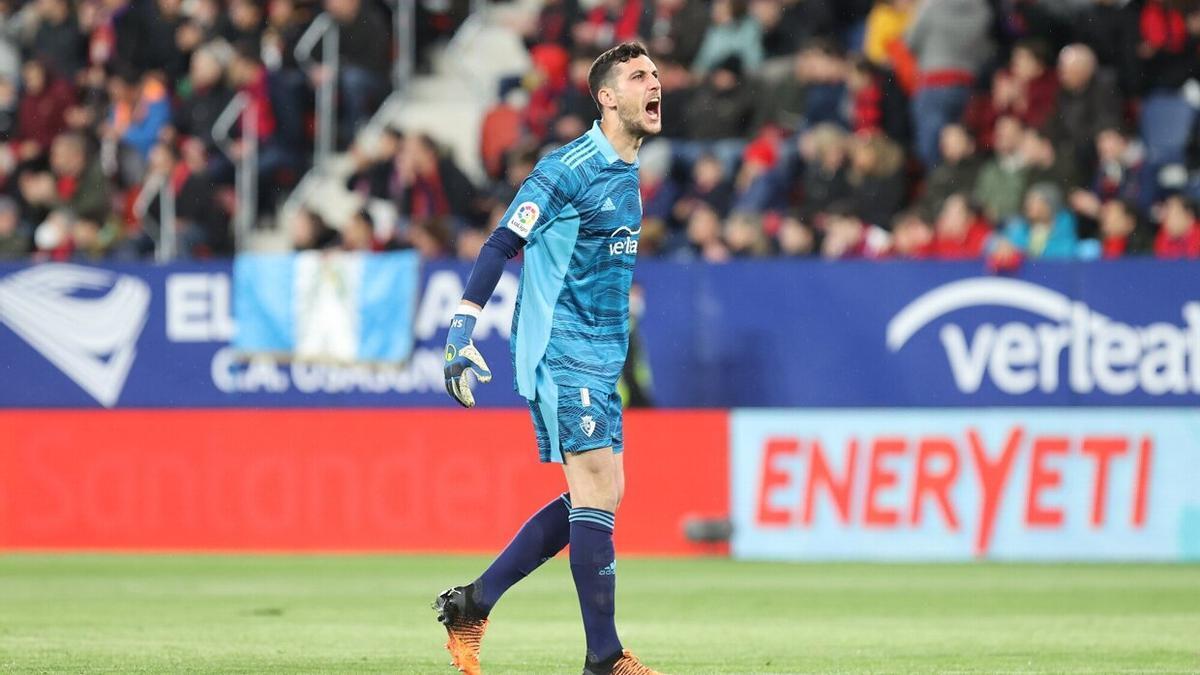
[{"xmin": 444, "ymin": 156, "xmax": 576, "ymax": 407}]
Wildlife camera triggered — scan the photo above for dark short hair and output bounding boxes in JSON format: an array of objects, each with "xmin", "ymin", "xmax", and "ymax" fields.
[{"xmin": 587, "ymin": 41, "xmax": 650, "ymax": 113}]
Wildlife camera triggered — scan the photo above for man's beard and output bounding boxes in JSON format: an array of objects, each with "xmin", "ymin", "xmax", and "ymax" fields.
[{"xmin": 619, "ymin": 105, "xmax": 659, "ymax": 138}]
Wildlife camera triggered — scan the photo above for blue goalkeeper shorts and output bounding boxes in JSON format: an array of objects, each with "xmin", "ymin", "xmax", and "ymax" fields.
[{"xmin": 527, "ymin": 363, "xmax": 624, "ymax": 464}]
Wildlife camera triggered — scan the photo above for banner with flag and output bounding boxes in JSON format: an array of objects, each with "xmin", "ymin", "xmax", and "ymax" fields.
[{"xmin": 233, "ymin": 251, "xmax": 420, "ymax": 362}]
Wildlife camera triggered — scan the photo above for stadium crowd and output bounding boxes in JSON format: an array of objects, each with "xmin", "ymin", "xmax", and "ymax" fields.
[
  {"xmin": 0, "ymin": 0, "xmax": 465, "ymax": 261},
  {"xmin": 2, "ymin": 0, "xmax": 1200, "ymax": 264}
]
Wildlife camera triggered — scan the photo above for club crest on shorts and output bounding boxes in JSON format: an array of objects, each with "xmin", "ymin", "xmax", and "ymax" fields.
[{"xmin": 580, "ymin": 414, "xmax": 596, "ymax": 437}]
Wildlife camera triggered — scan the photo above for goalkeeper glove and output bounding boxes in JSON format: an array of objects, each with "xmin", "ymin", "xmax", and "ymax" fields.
[{"xmin": 444, "ymin": 312, "xmax": 492, "ymax": 408}]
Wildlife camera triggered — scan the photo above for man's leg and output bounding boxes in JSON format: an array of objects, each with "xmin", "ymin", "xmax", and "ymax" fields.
[
  {"xmin": 470, "ymin": 491, "xmax": 573, "ymax": 614},
  {"xmin": 563, "ymin": 448, "xmax": 623, "ymax": 664}
]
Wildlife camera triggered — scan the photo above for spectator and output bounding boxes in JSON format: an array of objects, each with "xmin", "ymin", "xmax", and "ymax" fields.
[
  {"xmin": 686, "ymin": 56, "xmax": 756, "ymax": 140},
  {"xmin": 847, "ymin": 56, "xmax": 909, "ymax": 142},
  {"xmin": 890, "ymin": 209, "xmax": 934, "ymax": 258},
  {"xmin": 31, "ymin": 0, "xmax": 84, "ymax": 78},
  {"xmin": 847, "ymin": 131, "xmax": 905, "ymax": 228},
  {"xmin": 142, "ymin": 0, "xmax": 189, "ymax": 86},
  {"xmin": 1097, "ymin": 198, "xmax": 1151, "ymax": 258},
  {"xmin": 69, "ymin": 216, "xmax": 112, "ymax": 260},
  {"xmin": 156, "ymin": 138, "xmax": 231, "ymax": 257},
  {"xmin": 341, "ymin": 208, "xmax": 378, "ymax": 251},
  {"xmin": 678, "ymin": 202, "xmax": 730, "ymax": 261},
  {"xmin": 1138, "ymin": 0, "xmax": 1198, "ymax": 92},
  {"xmin": 751, "ymin": 47, "xmax": 807, "ymax": 133},
  {"xmin": 674, "ymin": 153, "xmax": 734, "ymax": 221},
  {"xmin": 524, "ymin": 43, "xmax": 570, "ymax": 140},
  {"xmin": 16, "ymin": 58, "xmax": 74, "ymax": 161},
  {"xmin": 1048, "ymin": 44, "xmax": 1121, "ymax": 171},
  {"xmin": 1154, "ymin": 194, "xmax": 1200, "ymax": 258},
  {"xmin": 289, "ymin": 206, "xmax": 338, "ymax": 251},
  {"xmin": 973, "ymin": 116, "xmax": 1028, "ymax": 223},
  {"xmin": 48, "ymin": 132, "xmax": 110, "ymax": 223},
  {"xmin": 576, "ymin": 0, "xmax": 642, "ymax": 49},
  {"xmin": 799, "ymin": 123, "xmax": 851, "ymax": 219},
  {"xmin": 171, "ymin": 44, "xmax": 235, "ymax": 155},
  {"xmin": 863, "ymin": 0, "xmax": 914, "ymax": 68},
  {"xmin": 732, "ymin": 130, "xmax": 785, "ymax": 212},
  {"xmin": 639, "ymin": 140, "xmax": 681, "ymax": 224},
  {"xmin": 692, "ymin": 0, "xmax": 764, "ymax": 76},
  {"xmin": 905, "ymin": 0, "xmax": 993, "ymax": 167},
  {"xmin": 751, "ymin": 0, "xmax": 836, "ymax": 61},
  {"xmin": 106, "ymin": 69, "xmax": 171, "ymax": 172},
  {"xmin": 821, "ymin": 203, "xmax": 885, "ymax": 259},
  {"xmin": 407, "ymin": 216, "xmax": 454, "ymax": 259},
  {"xmin": 921, "ymin": 123, "xmax": 982, "ymax": 218},
  {"xmin": 724, "ymin": 211, "xmax": 770, "ymax": 256},
  {"xmin": 222, "ymin": 0, "xmax": 264, "ymax": 53},
  {"xmin": 479, "ymin": 82, "xmax": 526, "ymax": 182},
  {"xmin": 1076, "ymin": 0, "xmax": 1142, "ymax": 97},
  {"xmin": 795, "ymin": 38, "xmax": 847, "ymax": 127},
  {"xmin": 533, "ymin": 0, "xmax": 581, "ymax": 50},
  {"xmin": 775, "ymin": 211, "xmax": 816, "ymax": 256},
  {"xmin": 262, "ymin": 0, "xmax": 312, "ymax": 72},
  {"xmin": 643, "ymin": 0, "xmax": 709, "ymax": 67},
  {"xmin": 396, "ymin": 134, "xmax": 479, "ymax": 224},
  {"xmin": 1022, "ymin": 127, "xmax": 1078, "ymax": 194},
  {"xmin": 930, "ymin": 192, "xmax": 991, "ymax": 259},
  {"xmin": 1070, "ymin": 126, "xmax": 1151, "ymax": 223},
  {"xmin": 999, "ymin": 182, "xmax": 1079, "ymax": 259},
  {"xmin": 455, "ymin": 225, "xmax": 488, "ymax": 261},
  {"xmin": 348, "ymin": 126, "xmax": 403, "ymax": 200},
  {"xmin": 0, "ymin": 195, "xmax": 29, "ymax": 258},
  {"xmin": 0, "ymin": 73, "xmax": 14, "ymax": 141},
  {"xmin": 324, "ymin": 0, "xmax": 390, "ymax": 140},
  {"xmin": 986, "ymin": 39, "xmax": 1059, "ymax": 132}
]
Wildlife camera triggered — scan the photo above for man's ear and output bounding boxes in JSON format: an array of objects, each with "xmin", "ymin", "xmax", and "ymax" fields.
[{"xmin": 596, "ymin": 85, "xmax": 616, "ymax": 110}]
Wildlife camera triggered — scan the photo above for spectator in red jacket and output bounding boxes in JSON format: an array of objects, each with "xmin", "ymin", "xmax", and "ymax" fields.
[
  {"xmin": 15, "ymin": 59, "xmax": 75, "ymax": 162},
  {"xmin": 1154, "ymin": 194, "xmax": 1200, "ymax": 259},
  {"xmin": 1098, "ymin": 198, "xmax": 1151, "ymax": 258},
  {"xmin": 930, "ymin": 192, "xmax": 991, "ymax": 259},
  {"xmin": 890, "ymin": 209, "xmax": 934, "ymax": 258},
  {"xmin": 986, "ymin": 38, "xmax": 1059, "ymax": 132},
  {"xmin": 1139, "ymin": 0, "xmax": 1198, "ymax": 91},
  {"xmin": 575, "ymin": 0, "xmax": 643, "ymax": 49}
]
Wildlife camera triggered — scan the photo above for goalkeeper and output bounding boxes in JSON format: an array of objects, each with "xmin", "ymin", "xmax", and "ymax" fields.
[{"xmin": 433, "ymin": 42, "xmax": 664, "ymax": 675}]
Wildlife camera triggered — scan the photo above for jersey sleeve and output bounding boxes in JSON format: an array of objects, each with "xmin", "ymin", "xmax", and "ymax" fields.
[{"xmin": 497, "ymin": 156, "xmax": 581, "ymax": 243}]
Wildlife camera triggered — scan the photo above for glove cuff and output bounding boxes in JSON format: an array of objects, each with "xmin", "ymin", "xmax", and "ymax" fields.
[{"xmin": 449, "ymin": 312, "xmax": 478, "ymax": 341}]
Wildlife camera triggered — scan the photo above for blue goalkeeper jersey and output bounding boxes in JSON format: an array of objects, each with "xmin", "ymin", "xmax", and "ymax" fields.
[{"xmin": 500, "ymin": 121, "xmax": 642, "ymax": 400}]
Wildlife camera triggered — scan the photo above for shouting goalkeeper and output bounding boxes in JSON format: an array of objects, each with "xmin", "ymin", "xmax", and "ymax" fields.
[{"xmin": 434, "ymin": 42, "xmax": 664, "ymax": 675}]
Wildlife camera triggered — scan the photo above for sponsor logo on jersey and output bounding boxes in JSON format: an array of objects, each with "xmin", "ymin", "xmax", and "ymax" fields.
[
  {"xmin": 608, "ymin": 225, "xmax": 641, "ymax": 256},
  {"xmin": 887, "ymin": 277, "xmax": 1200, "ymax": 396},
  {"xmin": 601, "ymin": 197, "xmax": 617, "ymax": 212},
  {"xmin": 0, "ymin": 264, "xmax": 150, "ymax": 407}
]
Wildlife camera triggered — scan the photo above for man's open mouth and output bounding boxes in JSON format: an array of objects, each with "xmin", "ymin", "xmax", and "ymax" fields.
[{"xmin": 645, "ymin": 98, "xmax": 661, "ymax": 120}]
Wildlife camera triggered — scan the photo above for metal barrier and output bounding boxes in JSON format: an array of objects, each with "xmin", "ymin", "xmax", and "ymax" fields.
[
  {"xmin": 212, "ymin": 92, "xmax": 258, "ymax": 248},
  {"xmin": 133, "ymin": 171, "xmax": 176, "ymax": 263},
  {"xmin": 295, "ymin": 12, "xmax": 339, "ymax": 169}
]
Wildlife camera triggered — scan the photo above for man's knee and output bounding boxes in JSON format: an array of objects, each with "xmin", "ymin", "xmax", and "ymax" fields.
[{"xmin": 564, "ymin": 448, "xmax": 619, "ymax": 511}]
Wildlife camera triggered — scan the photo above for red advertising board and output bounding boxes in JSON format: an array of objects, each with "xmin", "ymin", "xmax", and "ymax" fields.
[{"xmin": 0, "ymin": 410, "xmax": 728, "ymax": 554}]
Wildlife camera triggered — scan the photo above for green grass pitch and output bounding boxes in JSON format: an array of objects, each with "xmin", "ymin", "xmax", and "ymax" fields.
[{"xmin": 1, "ymin": 555, "xmax": 1198, "ymax": 674}]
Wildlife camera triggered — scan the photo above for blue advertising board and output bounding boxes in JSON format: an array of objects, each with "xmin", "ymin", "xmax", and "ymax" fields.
[{"xmin": 1, "ymin": 259, "xmax": 1198, "ymax": 408}]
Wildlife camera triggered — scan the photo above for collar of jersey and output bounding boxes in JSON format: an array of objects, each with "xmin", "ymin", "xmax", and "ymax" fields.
[{"xmin": 586, "ymin": 120, "xmax": 637, "ymax": 168}]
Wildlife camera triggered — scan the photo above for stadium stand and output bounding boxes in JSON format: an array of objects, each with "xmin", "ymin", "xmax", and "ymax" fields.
[{"xmin": 0, "ymin": 0, "xmax": 1198, "ymax": 264}]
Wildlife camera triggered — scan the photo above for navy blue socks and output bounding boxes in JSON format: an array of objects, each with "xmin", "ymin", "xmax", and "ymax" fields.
[
  {"xmin": 471, "ymin": 493, "xmax": 572, "ymax": 614},
  {"xmin": 569, "ymin": 507, "xmax": 622, "ymax": 662}
]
